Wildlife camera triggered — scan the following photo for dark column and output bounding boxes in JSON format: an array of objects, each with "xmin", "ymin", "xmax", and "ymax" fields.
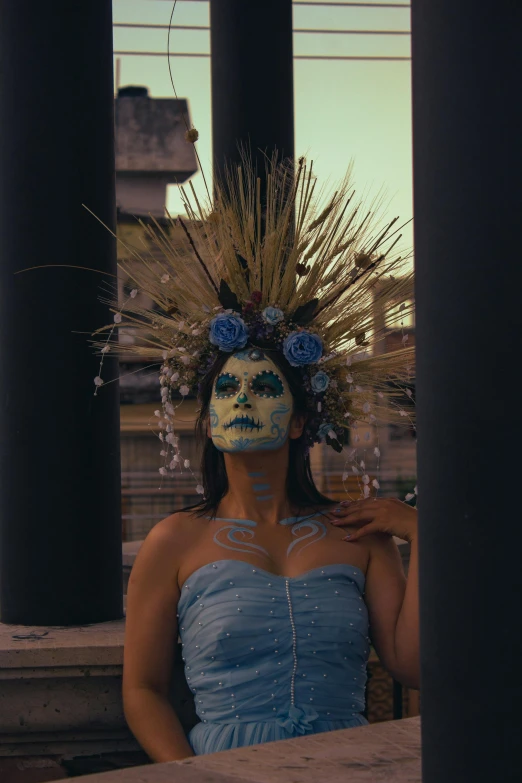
[
  {"xmin": 411, "ymin": 2, "xmax": 522, "ymax": 781},
  {"xmin": 0, "ymin": 2, "xmax": 123, "ymax": 624},
  {"xmin": 210, "ymin": 0, "xmax": 294, "ymax": 182}
]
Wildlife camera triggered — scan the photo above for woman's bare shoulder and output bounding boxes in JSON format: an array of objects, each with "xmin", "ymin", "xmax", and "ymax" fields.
[{"xmin": 131, "ymin": 511, "xmax": 206, "ymax": 581}]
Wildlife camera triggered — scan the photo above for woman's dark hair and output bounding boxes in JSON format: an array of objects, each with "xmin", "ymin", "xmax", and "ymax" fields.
[{"xmin": 185, "ymin": 349, "xmax": 335, "ymax": 518}]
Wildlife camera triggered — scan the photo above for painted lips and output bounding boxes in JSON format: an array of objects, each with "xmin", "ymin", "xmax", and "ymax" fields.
[{"xmin": 223, "ymin": 415, "xmax": 264, "ymax": 431}]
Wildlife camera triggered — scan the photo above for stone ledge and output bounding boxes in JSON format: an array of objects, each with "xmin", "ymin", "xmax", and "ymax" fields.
[
  {"xmin": 0, "ymin": 621, "xmax": 125, "ymax": 670},
  {"xmin": 0, "ymin": 619, "xmax": 196, "ymax": 759},
  {"xmin": 74, "ymin": 717, "xmax": 422, "ymax": 783}
]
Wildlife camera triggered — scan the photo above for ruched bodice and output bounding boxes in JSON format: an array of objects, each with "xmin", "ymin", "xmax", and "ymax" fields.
[{"xmin": 177, "ymin": 559, "xmax": 370, "ymax": 754}]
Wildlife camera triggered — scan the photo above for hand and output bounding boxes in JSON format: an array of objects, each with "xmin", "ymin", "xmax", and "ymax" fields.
[{"xmin": 327, "ymin": 498, "xmax": 418, "ymax": 543}]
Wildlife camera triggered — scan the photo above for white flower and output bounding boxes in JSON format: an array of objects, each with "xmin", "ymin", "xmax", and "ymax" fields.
[
  {"xmin": 161, "ymin": 274, "xmax": 170, "ymax": 283},
  {"xmin": 159, "ymin": 467, "xmax": 168, "ymax": 476},
  {"xmin": 373, "ymin": 447, "xmax": 381, "ymax": 458},
  {"xmin": 154, "ymin": 410, "xmax": 161, "ymax": 417},
  {"xmin": 101, "ymin": 345, "xmax": 110, "ymax": 354},
  {"xmin": 405, "ymin": 493, "xmax": 415, "ymax": 502},
  {"xmin": 165, "ymin": 402, "xmax": 175, "ymax": 416},
  {"xmin": 346, "ymin": 374, "xmax": 354, "ymax": 383},
  {"xmin": 360, "ymin": 460, "xmax": 365, "ymax": 469},
  {"xmin": 160, "ymin": 450, "xmax": 167, "ymax": 457},
  {"xmin": 113, "ymin": 313, "xmax": 122, "ymax": 324},
  {"xmin": 342, "ymin": 472, "xmax": 349, "ymax": 482},
  {"xmin": 414, "ymin": 485, "xmax": 418, "ymax": 495},
  {"xmin": 178, "ymin": 346, "xmax": 186, "ymax": 352},
  {"xmin": 399, "ymin": 409, "xmax": 408, "ymax": 417},
  {"xmin": 169, "ymin": 457, "xmax": 179, "ymax": 469},
  {"xmin": 362, "ymin": 402, "xmax": 371, "ymax": 413},
  {"xmin": 328, "ymin": 430, "xmax": 337, "ymax": 440},
  {"xmin": 343, "ymin": 411, "xmax": 351, "ymax": 418},
  {"xmin": 196, "ymin": 484, "xmax": 205, "ymax": 495},
  {"xmin": 180, "ymin": 355, "xmax": 191, "ymax": 366},
  {"xmin": 159, "ymin": 433, "xmax": 164, "ymax": 442},
  {"xmin": 363, "ymin": 484, "xmax": 370, "ymax": 498},
  {"xmin": 179, "ymin": 385, "xmax": 190, "ymax": 396},
  {"xmin": 94, "ymin": 376, "xmax": 104, "ymax": 386},
  {"xmin": 352, "ymin": 465, "xmax": 359, "ymax": 474},
  {"xmin": 405, "ymin": 388, "xmax": 413, "ymax": 398},
  {"xmin": 165, "ymin": 433, "xmax": 176, "ymax": 444},
  {"xmin": 192, "ymin": 329, "xmax": 202, "ymax": 336},
  {"xmin": 130, "ymin": 289, "xmax": 138, "ymax": 298},
  {"xmin": 161, "ymin": 387, "xmax": 169, "ymax": 399},
  {"xmin": 171, "ymin": 372, "xmax": 180, "ymax": 382},
  {"xmin": 177, "ymin": 321, "xmax": 185, "ymax": 330},
  {"xmin": 162, "ymin": 351, "xmax": 168, "ymax": 360},
  {"xmin": 184, "ymin": 459, "xmax": 190, "ymax": 468},
  {"xmin": 372, "ymin": 479, "xmax": 380, "ymax": 489}
]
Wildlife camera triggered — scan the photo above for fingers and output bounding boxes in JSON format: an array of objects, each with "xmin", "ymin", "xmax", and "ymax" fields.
[
  {"xmin": 330, "ymin": 507, "xmax": 382, "ymax": 526},
  {"xmin": 342, "ymin": 522, "xmax": 383, "ymax": 541}
]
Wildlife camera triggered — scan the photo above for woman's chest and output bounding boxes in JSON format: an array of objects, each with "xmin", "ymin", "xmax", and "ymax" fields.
[{"xmin": 178, "ymin": 515, "xmax": 369, "ymax": 590}]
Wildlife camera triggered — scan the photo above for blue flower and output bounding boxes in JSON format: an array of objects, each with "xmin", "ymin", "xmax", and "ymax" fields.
[
  {"xmin": 317, "ymin": 421, "xmax": 334, "ymax": 441},
  {"xmin": 209, "ymin": 313, "xmax": 248, "ymax": 352},
  {"xmin": 311, "ymin": 370, "xmax": 330, "ymax": 394},
  {"xmin": 262, "ymin": 306, "xmax": 285, "ymax": 325},
  {"xmin": 283, "ymin": 330, "xmax": 323, "ymax": 366}
]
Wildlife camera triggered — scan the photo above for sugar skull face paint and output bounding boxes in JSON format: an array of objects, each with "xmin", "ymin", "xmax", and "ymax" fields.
[{"xmin": 210, "ymin": 349, "xmax": 293, "ymax": 452}]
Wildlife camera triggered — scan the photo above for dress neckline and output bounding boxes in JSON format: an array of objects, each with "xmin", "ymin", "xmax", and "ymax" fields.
[{"xmin": 179, "ymin": 559, "xmax": 366, "ymax": 592}]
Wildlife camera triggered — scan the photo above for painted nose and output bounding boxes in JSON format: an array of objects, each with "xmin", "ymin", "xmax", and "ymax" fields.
[{"xmin": 234, "ymin": 391, "xmax": 251, "ymax": 409}]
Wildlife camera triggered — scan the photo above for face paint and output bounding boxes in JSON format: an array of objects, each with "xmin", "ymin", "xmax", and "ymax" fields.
[
  {"xmin": 212, "ymin": 518, "xmax": 271, "ymax": 562},
  {"xmin": 279, "ymin": 515, "xmax": 328, "ymax": 557},
  {"xmin": 210, "ymin": 349, "xmax": 293, "ymax": 453}
]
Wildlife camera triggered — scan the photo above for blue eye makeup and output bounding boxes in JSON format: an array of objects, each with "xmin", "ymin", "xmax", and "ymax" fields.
[
  {"xmin": 215, "ymin": 372, "xmax": 241, "ymax": 398},
  {"xmin": 249, "ymin": 370, "xmax": 285, "ymax": 399}
]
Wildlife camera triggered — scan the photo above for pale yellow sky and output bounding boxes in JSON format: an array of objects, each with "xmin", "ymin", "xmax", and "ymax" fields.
[{"xmin": 113, "ymin": 0, "xmax": 413, "ymax": 248}]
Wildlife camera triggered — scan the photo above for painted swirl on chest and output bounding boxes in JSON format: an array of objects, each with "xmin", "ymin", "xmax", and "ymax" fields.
[
  {"xmin": 212, "ymin": 515, "xmax": 328, "ymax": 561},
  {"xmin": 212, "ymin": 519, "xmax": 270, "ymax": 560},
  {"xmin": 280, "ymin": 516, "xmax": 328, "ymax": 557}
]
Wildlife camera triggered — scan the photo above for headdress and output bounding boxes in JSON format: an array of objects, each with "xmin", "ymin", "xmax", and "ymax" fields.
[{"xmin": 93, "ymin": 153, "xmax": 415, "ymax": 496}]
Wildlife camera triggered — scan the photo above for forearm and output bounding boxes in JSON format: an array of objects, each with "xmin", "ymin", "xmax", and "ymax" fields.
[
  {"xmin": 393, "ymin": 537, "xmax": 420, "ymax": 688},
  {"xmin": 124, "ymin": 687, "xmax": 195, "ymax": 762}
]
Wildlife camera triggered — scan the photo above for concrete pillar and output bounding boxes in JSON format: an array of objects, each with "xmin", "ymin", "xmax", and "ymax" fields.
[
  {"xmin": 411, "ymin": 1, "xmax": 522, "ymax": 780},
  {"xmin": 210, "ymin": 0, "xmax": 294, "ymax": 181},
  {"xmin": 0, "ymin": 1, "xmax": 123, "ymax": 624}
]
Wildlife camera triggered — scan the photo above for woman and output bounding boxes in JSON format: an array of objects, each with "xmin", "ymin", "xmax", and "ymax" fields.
[
  {"xmin": 122, "ymin": 347, "xmax": 419, "ymax": 760},
  {"xmin": 101, "ymin": 159, "xmax": 418, "ymax": 760}
]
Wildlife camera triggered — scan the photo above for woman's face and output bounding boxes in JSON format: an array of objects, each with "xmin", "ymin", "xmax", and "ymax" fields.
[{"xmin": 209, "ymin": 349, "xmax": 294, "ymax": 452}]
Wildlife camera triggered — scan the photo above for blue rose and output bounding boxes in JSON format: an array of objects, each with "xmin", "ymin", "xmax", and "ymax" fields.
[
  {"xmin": 262, "ymin": 306, "xmax": 285, "ymax": 326},
  {"xmin": 283, "ymin": 330, "xmax": 323, "ymax": 366},
  {"xmin": 317, "ymin": 421, "xmax": 335, "ymax": 441},
  {"xmin": 311, "ymin": 370, "xmax": 330, "ymax": 394},
  {"xmin": 209, "ymin": 313, "xmax": 248, "ymax": 352}
]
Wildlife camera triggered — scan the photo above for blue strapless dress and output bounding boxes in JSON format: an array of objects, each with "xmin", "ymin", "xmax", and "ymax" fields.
[{"xmin": 177, "ymin": 560, "xmax": 370, "ymax": 755}]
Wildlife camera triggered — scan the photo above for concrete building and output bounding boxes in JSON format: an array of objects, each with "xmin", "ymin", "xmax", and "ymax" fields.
[{"xmin": 115, "ymin": 86, "xmax": 197, "ymax": 218}]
